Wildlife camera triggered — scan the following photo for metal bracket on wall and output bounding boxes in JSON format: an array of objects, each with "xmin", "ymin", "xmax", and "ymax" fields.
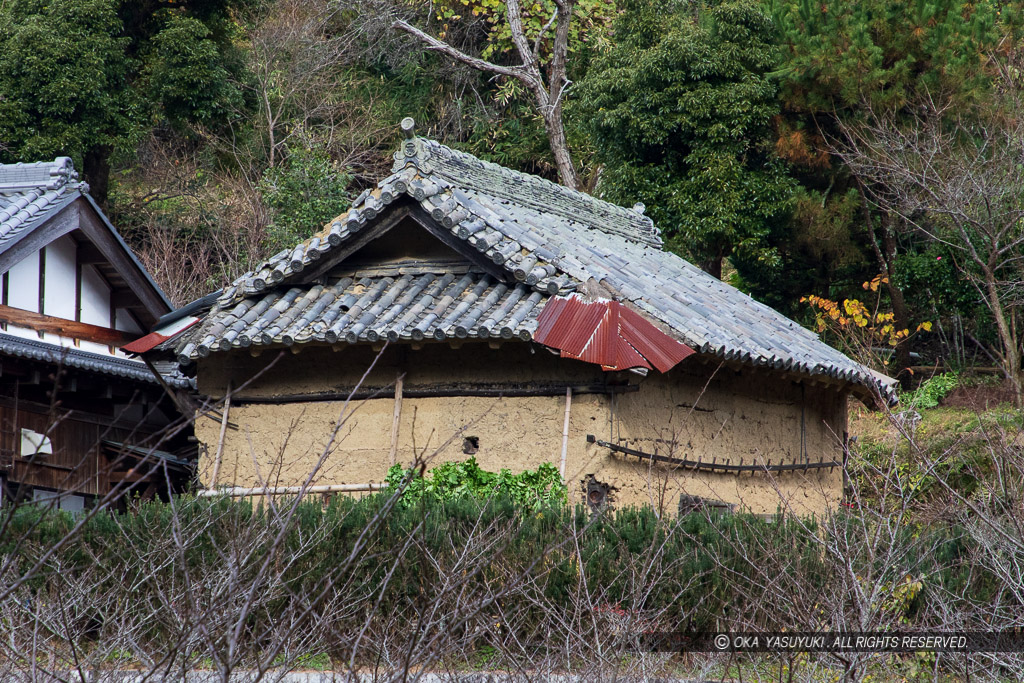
[{"xmin": 586, "ymin": 435, "xmax": 840, "ymax": 474}]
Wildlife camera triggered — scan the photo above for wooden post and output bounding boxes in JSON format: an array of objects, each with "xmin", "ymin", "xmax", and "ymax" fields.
[
  {"xmin": 211, "ymin": 382, "xmax": 232, "ymax": 488},
  {"xmin": 559, "ymin": 387, "xmax": 572, "ymax": 478},
  {"xmin": 389, "ymin": 374, "xmax": 404, "ymax": 466}
]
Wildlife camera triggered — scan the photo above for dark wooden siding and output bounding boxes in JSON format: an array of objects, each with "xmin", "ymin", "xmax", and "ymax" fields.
[{"xmin": 0, "ymin": 403, "xmax": 144, "ymax": 496}]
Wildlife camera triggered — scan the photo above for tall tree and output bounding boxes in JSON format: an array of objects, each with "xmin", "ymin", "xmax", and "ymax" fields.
[
  {"xmin": 0, "ymin": 0, "xmax": 247, "ymax": 205},
  {"xmin": 0, "ymin": 0, "xmax": 132, "ymax": 202},
  {"xmin": 394, "ymin": 0, "xmax": 612, "ymax": 189},
  {"xmin": 834, "ymin": 66, "xmax": 1024, "ymax": 403},
  {"xmin": 770, "ymin": 0, "xmax": 1021, "ymax": 376},
  {"xmin": 576, "ymin": 0, "xmax": 794, "ymax": 280}
]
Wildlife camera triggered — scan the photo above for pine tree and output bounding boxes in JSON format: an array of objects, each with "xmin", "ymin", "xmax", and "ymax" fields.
[{"xmin": 769, "ymin": 0, "xmax": 1021, "ymax": 376}]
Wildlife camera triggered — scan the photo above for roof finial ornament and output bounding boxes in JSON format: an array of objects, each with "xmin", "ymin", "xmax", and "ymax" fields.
[
  {"xmin": 632, "ymin": 202, "xmax": 646, "ymax": 214},
  {"xmin": 395, "ymin": 116, "xmax": 433, "ymax": 171},
  {"xmin": 401, "ymin": 117, "xmax": 416, "ymax": 139}
]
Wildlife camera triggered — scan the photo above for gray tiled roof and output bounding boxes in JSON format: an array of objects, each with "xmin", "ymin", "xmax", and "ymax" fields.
[
  {"xmin": 175, "ymin": 269, "xmax": 544, "ymax": 363},
  {"xmin": 174, "ymin": 121, "xmax": 888, "ymax": 396},
  {"xmin": 0, "ymin": 332, "xmax": 192, "ymax": 388},
  {"xmin": 0, "ymin": 157, "xmax": 82, "ymax": 249},
  {"xmin": 0, "ymin": 157, "xmax": 173, "ymax": 314}
]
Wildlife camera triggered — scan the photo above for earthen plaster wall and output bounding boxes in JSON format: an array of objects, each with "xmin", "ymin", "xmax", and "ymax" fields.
[{"xmin": 196, "ymin": 343, "xmax": 846, "ymax": 516}]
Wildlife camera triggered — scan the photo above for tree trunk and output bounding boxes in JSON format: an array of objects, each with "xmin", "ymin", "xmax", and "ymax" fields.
[
  {"xmin": 537, "ymin": 93, "xmax": 578, "ymax": 190},
  {"xmin": 83, "ymin": 145, "xmax": 112, "ymax": 208},
  {"xmin": 887, "ymin": 283, "xmax": 913, "ymax": 381},
  {"xmin": 699, "ymin": 248, "xmax": 724, "ymax": 279},
  {"xmin": 982, "ymin": 265, "xmax": 1023, "ymax": 406},
  {"xmin": 878, "ymin": 217, "xmax": 913, "ymax": 384},
  {"xmin": 393, "ymin": 0, "xmax": 581, "ymax": 191},
  {"xmin": 859, "ymin": 186, "xmax": 912, "ymax": 384}
]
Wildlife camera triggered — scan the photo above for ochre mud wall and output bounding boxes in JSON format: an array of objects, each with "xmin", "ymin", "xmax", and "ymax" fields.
[{"xmin": 196, "ymin": 343, "xmax": 846, "ymax": 516}]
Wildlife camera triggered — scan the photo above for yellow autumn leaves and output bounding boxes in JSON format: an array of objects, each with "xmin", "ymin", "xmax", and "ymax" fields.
[{"xmin": 801, "ymin": 276, "xmax": 932, "ymax": 347}]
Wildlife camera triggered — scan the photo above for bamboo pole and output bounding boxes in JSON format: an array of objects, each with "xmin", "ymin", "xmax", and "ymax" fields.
[
  {"xmin": 196, "ymin": 483, "xmax": 386, "ymax": 497},
  {"xmin": 210, "ymin": 381, "xmax": 231, "ymax": 488},
  {"xmin": 389, "ymin": 374, "xmax": 404, "ymax": 465},
  {"xmin": 559, "ymin": 387, "xmax": 572, "ymax": 477}
]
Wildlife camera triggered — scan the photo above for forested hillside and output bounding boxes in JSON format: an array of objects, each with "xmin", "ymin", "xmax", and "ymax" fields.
[{"xmin": 3, "ymin": 0, "xmax": 1023, "ymax": 391}]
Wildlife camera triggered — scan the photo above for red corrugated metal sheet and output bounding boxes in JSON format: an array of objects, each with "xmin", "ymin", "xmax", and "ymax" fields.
[
  {"xmin": 122, "ymin": 318, "xmax": 199, "ymax": 354},
  {"xmin": 122, "ymin": 331, "xmax": 169, "ymax": 354},
  {"xmin": 617, "ymin": 306, "xmax": 693, "ymax": 373},
  {"xmin": 534, "ymin": 296, "xmax": 606, "ymax": 355},
  {"xmin": 534, "ymin": 295, "xmax": 694, "ymax": 372}
]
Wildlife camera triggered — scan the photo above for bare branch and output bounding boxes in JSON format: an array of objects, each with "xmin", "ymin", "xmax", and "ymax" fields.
[
  {"xmin": 393, "ymin": 2, "xmax": 580, "ymax": 189},
  {"xmin": 392, "ymin": 19, "xmax": 531, "ymax": 85}
]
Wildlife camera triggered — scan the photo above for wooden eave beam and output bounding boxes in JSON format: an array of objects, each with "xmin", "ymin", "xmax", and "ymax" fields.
[
  {"xmin": 110, "ymin": 289, "xmax": 141, "ymax": 309},
  {"xmin": 75, "ymin": 242, "xmax": 106, "ymax": 265},
  {"xmin": 298, "ymin": 201, "xmax": 508, "ymax": 286},
  {"xmin": 406, "ymin": 206, "xmax": 510, "ymax": 282},
  {"xmin": 0, "ymin": 304, "xmax": 135, "ymax": 347},
  {"xmin": 299, "ymin": 205, "xmax": 413, "ymax": 284},
  {"xmin": 107, "ymin": 470, "xmax": 148, "ymax": 484}
]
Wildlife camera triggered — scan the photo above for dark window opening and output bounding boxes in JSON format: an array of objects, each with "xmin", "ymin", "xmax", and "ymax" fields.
[
  {"xmin": 678, "ymin": 494, "xmax": 735, "ymax": 516},
  {"xmin": 463, "ymin": 436, "xmax": 480, "ymax": 455}
]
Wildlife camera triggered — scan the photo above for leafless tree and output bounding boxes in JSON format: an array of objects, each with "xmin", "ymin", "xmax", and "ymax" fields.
[
  {"xmin": 832, "ymin": 63, "xmax": 1024, "ymax": 403},
  {"xmin": 116, "ymin": 139, "xmax": 272, "ymax": 306},
  {"xmin": 394, "ymin": 0, "xmax": 581, "ymax": 189},
  {"xmin": 231, "ymin": 0, "xmax": 395, "ymax": 178}
]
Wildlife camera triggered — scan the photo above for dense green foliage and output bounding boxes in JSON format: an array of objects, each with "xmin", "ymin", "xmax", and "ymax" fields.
[
  {"xmin": 0, "ymin": 0, "xmax": 247, "ymax": 202},
  {"xmin": 904, "ymin": 372, "xmax": 961, "ymax": 409},
  {"xmin": 577, "ymin": 0, "xmax": 795, "ymax": 281},
  {"xmin": 763, "ymin": 0, "xmax": 1024, "ymax": 341},
  {"xmin": 0, "ymin": 0, "xmax": 131, "ymax": 192},
  {"xmin": 772, "ymin": 0, "xmax": 1018, "ymax": 111},
  {"xmin": 384, "ymin": 458, "xmax": 567, "ymax": 509},
  {"xmin": 258, "ymin": 141, "xmax": 353, "ymax": 249}
]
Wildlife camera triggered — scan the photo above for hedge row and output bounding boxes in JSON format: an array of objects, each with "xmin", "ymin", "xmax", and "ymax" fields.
[{"xmin": 2, "ymin": 492, "xmax": 996, "ymax": 642}]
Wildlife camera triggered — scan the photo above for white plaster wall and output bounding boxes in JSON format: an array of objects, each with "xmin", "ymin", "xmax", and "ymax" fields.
[
  {"xmin": 44, "ymin": 237, "xmax": 76, "ymax": 319},
  {"xmin": 114, "ymin": 309, "xmax": 142, "ymax": 334},
  {"xmin": 39, "ymin": 238, "xmax": 77, "ymax": 346},
  {"xmin": 5, "ymin": 250, "xmax": 41, "ymax": 341},
  {"xmin": 7, "ymin": 251, "xmax": 39, "ymax": 312},
  {"xmin": 32, "ymin": 488, "xmax": 86, "ymax": 513},
  {"xmin": 79, "ymin": 265, "xmax": 110, "ymax": 327},
  {"xmin": 2, "ymin": 240, "xmax": 132, "ymax": 357}
]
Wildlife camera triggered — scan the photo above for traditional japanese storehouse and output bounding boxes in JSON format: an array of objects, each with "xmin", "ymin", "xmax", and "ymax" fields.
[{"xmin": 142, "ymin": 121, "xmax": 890, "ymax": 516}]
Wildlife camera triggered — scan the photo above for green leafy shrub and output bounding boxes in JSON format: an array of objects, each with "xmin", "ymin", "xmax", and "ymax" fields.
[
  {"xmin": 259, "ymin": 140, "xmax": 352, "ymax": 250},
  {"xmin": 904, "ymin": 372, "xmax": 960, "ymax": 409},
  {"xmin": 0, "ymin": 494, "xmax": 1000, "ymax": 662},
  {"xmin": 384, "ymin": 457, "xmax": 567, "ymax": 509}
]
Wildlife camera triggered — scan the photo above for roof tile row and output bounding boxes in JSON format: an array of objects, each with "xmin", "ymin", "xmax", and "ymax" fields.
[
  {"xmin": 173, "ymin": 270, "xmax": 543, "ymax": 364},
  {"xmin": 0, "ymin": 157, "xmax": 81, "ymax": 246},
  {"xmin": 0, "ymin": 332, "xmax": 191, "ymax": 388}
]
